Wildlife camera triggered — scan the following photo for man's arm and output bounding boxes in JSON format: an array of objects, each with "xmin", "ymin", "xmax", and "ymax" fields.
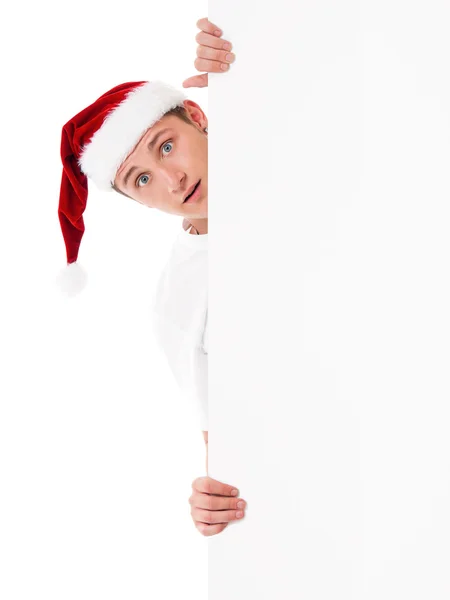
[{"xmin": 202, "ymin": 430, "xmax": 208, "ymax": 473}]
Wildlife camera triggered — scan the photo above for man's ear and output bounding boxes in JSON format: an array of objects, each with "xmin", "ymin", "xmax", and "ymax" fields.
[{"xmin": 182, "ymin": 99, "xmax": 207, "ymax": 130}]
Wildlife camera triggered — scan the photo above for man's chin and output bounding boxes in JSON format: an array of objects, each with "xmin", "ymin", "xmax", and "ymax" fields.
[{"xmin": 183, "ymin": 195, "xmax": 207, "ymax": 213}]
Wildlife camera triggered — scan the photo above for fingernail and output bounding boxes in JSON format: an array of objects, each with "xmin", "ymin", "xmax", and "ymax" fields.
[
  {"xmin": 237, "ymin": 500, "xmax": 245, "ymax": 509},
  {"xmin": 226, "ymin": 53, "xmax": 234, "ymax": 62},
  {"xmin": 214, "ymin": 29, "xmax": 222, "ymax": 36},
  {"xmin": 236, "ymin": 511, "xmax": 244, "ymax": 518},
  {"xmin": 231, "ymin": 489, "xmax": 239, "ymax": 496},
  {"xmin": 221, "ymin": 63, "xmax": 229, "ymax": 70},
  {"xmin": 223, "ymin": 42, "xmax": 232, "ymax": 51}
]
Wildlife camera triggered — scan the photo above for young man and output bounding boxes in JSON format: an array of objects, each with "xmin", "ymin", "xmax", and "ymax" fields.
[{"xmin": 58, "ymin": 18, "xmax": 245, "ymax": 537}]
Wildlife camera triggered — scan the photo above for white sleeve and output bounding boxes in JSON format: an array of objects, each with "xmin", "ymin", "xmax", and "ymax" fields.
[
  {"xmin": 152, "ymin": 311, "xmax": 208, "ymax": 430},
  {"xmin": 191, "ymin": 342, "xmax": 208, "ymax": 431},
  {"xmin": 201, "ymin": 309, "xmax": 208, "ymax": 355}
]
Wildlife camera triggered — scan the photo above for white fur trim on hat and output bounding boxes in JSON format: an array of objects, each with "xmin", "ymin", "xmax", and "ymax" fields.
[
  {"xmin": 78, "ymin": 80, "xmax": 187, "ymax": 191},
  {"xmin": 55, "ymin": 261, "xmax": 88, "ymax": 298}
]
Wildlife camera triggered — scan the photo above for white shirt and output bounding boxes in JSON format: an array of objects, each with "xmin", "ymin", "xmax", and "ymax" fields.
[{"xmin": 151, "ymin": 225, "xmax": 208, "ymax": 430}]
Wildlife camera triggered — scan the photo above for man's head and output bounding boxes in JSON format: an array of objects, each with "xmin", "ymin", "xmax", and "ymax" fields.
[
  {"xmin": 112, "ymin": 100, "xmax": 208, "ymax": 220},
  {"xmin": 59, "ymin": 80, "xmax": 202, "ymax": 271}
]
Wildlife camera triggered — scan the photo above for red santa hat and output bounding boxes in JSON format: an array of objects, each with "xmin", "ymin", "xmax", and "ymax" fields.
[{"xmin": 56, "ymin": 79, "xmax": 188, "ymax": 296}]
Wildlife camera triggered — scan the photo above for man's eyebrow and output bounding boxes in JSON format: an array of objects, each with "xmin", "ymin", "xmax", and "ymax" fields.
[{"xmin": 122, "ymin": 128, "xmax": 173, "ymax": 189}]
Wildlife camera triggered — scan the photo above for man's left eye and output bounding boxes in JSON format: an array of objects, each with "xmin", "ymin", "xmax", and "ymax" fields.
[{"xmin": 162, "ymin": 141, "xmax": 173, "ymax": 154}]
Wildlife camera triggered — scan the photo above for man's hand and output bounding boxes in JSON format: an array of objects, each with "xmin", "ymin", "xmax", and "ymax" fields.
[
  {"xmin": 182, "ymin": 18, "xmax": 235, "ymax": 88},
  {"xmin": 189, "ymin": 476, "xmax": 247, "ymax": 537}
]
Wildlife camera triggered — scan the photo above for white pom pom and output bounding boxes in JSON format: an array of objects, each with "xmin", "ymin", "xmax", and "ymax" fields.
[{"xmin": 56, "ymin": 262, "xmax": 88, "ymax": 298}]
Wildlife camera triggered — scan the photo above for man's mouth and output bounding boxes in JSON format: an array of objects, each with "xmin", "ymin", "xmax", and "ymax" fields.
[{"xmin": 183, "ymin": 180, "xmax": 201, "ymax": 203}]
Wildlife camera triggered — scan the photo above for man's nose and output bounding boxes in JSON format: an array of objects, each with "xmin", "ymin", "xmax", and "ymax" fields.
[{"xmin": 161, "ymin": 168, "xmax": 186, "ymax": 191}]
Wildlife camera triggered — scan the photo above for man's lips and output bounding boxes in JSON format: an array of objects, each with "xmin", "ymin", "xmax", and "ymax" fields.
[{"xmin": 183, "ymin": 180, "xmax": 201, "ymax": 203}]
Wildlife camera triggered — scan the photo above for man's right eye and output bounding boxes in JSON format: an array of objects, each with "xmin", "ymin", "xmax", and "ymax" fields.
[{"xmin": 137, "ymin": 174, "xmax": 150, "ymax": 187}]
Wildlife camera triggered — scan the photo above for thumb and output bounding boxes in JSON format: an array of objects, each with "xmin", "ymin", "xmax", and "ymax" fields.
[{"xmin": 182, "ymin": 73, "xmax": 208, "ymax": 88}]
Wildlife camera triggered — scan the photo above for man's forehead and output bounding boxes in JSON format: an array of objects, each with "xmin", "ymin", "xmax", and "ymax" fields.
[{"xmin": 131, "ymin": 122, "xmax": 166, "ymax": 157}]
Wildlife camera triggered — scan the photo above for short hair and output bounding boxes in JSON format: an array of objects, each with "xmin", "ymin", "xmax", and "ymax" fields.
[{"xmin": 111, "ymin": 105, "xmax": 196, "ymax": 199}]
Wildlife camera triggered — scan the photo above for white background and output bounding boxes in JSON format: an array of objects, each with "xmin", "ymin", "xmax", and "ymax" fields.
[
  {"xmin": 3, "ymin": 1, "xmax": 450, "ymax": 598},
  {"xmin": 209, "ymin": 2, "xmax": 450, "ymax": 598},
  {"xmin": 0, "ymin": 2, "xmax": 208, "ymax": 598}
]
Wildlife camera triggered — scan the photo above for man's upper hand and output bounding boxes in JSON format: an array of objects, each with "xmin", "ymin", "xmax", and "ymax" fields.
[{"xmin": 182, "ymin": 18, "xmax": 235, "ymax": 89}]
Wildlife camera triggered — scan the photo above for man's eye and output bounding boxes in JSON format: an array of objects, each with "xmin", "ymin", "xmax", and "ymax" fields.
[
  {"xmin": 136, "ymin": 141, "xmax": 173, "ymax": 188},
  {"xmin": 137, "ymin": 174, "xmax": 150, "ymax": 187},
  {"xmin": 162, "ymin": 141, "xmax": 173, "ymax": 155}
]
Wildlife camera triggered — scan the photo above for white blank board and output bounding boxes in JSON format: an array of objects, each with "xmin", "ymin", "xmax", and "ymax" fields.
[{"xmin": 209, "ymin": 2, "xmax": 450, "ymax": 598}]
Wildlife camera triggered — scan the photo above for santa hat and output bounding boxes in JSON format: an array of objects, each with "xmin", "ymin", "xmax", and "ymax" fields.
[{"xmin": 56, "ymin": 80, "xmax": 188, "ymax": 297}]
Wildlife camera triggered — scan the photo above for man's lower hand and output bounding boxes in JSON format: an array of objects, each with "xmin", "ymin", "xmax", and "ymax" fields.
[{"xmin": 189, "ymin": 476, "xmax": 246, "ymax": 536}]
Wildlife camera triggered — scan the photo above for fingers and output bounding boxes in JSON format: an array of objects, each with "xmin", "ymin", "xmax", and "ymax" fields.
[
  {"xmin": 196, "ymin": 17, "xmax": 223, "ymax": 37},
  {"xmin": 195, "ymin": 30, "xmax": 232, "ymax": 52},
  {"xmin": 196, "ymin": 522, "xmax": 228, "ymax": 537},
  {"xmin": 193, "ymin": 18, "xmax": 235, "ymax": 75},
  {"xmin": 196, "ymin": 45, "xmax": 235, "ymax": 66},
  {"xmin": 194, "ymin": 32, "xmax": 235, "ymax": 74},
  {"xmin": 182, "ymin": 73, "xmax": 208, "ymax": 89},
  {"xmin": 192, "ymin": 506, "xmax": 245, "ymax": 524},
  {"xmin": 190, "ymin": 475, "xmax": 246, "ymax": 537},
  {"xmin": 189, "ymin": 490, "xmax": 246, "ymax": 511},
  {"xmin": 192, "ymin": 475, "xmax": 238, "ymax": 497},
  {"xmin": 193, "ymin": 57, "xmax": 231, "ymax": 75}
]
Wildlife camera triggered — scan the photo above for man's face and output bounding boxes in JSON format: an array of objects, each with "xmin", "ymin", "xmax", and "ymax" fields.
[{"xmin": 113, "ymin": 105, "xmax": 208, "ymax": 218}]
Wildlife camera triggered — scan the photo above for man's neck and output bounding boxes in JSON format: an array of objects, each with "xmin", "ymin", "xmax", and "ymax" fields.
[{"xmin": 187, "ymin": 218, "xmax": 208, "ymax": 235}]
